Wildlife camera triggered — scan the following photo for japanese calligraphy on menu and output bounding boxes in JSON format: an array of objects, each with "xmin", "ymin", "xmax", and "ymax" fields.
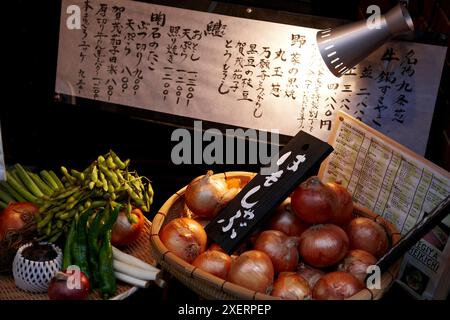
[
  {"xmin": 56, "ymin": 0, "xmax": 446, "ymax": 155},
  {"xmin": 319, "ymin": 111, "xmax": 450, "ymax": 299}
]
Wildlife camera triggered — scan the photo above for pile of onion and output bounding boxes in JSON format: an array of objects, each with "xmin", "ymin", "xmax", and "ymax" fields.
[
  {"xmin": 159, "ymin": 217, "xmax": 207, "ymax": 263},
  {"xmin": 184, "ymin": 171, "xmax": 239, "ymax": 219},
  {"xmin": 297, "ymin": 263, "xmax": 324, "ymax": 288}
]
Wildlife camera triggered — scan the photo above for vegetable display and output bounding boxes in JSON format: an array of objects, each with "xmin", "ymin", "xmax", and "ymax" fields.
[
  {"xmin": 159, "ymin": 172, "xmax": 393, "ymax": 300},
  {"xmin": 0, "ymin": 150, "xmax": 160, "ymax": 299}
]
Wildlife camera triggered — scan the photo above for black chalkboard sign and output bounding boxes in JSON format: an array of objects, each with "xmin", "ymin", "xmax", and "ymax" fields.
[{"xmin": 205, "ymin": 131, "xmax": 333, "ymax": 254}]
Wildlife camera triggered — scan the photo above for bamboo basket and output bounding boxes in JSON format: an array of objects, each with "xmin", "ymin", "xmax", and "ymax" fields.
[{"xmin": 150, "ymin": 171, "xmax": 402, "ymax": 300}]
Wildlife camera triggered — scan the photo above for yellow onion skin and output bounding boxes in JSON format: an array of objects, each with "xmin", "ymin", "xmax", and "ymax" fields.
[
  {"xmin": 184, "ymin": 171, "xmax": 230, "ymax": 218},
  {"xmin": 192, "ymin": 250, "xmax": 232, "ymax": 280},
  {"xmin": 228, "ymin": 250, "xmax": 274, "ymax": 294},
  {"xmin": 271, "ymin": 272, "xmax": 312, "ymax": 300},
  {"xmin": 313, "ymin": 271, "xmax": 364, "ymax": 300},
  {"xmin": 160, "ymin": 217, "xmax": 207, "ymax": 263}
]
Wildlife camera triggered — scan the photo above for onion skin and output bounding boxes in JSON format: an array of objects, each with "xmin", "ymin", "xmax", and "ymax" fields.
[
  {"xmin": 313, "ymin": 271, "xmax": 364, "ymax": 300},
  {"xmin": 254, "ymin": 230, "xmax": 299, "ymax": 273},
  {"xmin": 0, "ymin": 202, "xmax": 39, "ymax": 240},
  {"xmin": 298, "ymin": 224, "xmax": 349, "ymax": 267},
  {"xmin": 228, "ymin": 250, "xmax": 274, "ymax": 294},
  {"xmin": 291, "ymin": 177, "xmax": 335, "ymax": 224},
  {"xmin": 346, "ymin": 217, "xmax": 389, "ymax": 258},
  {"xmin": 327, "ymin": 182, "xmax": 353, "ymax": 226},
  {"xmin": 271, "ymin": 272, "xmax": 312, "ymax": 300},
  {"xmin": 267, "ymin": 199, "xmax": 309, "ymax": 237},
  {"xmin": 296, "ymin": 263, "xmax": 324, "ymax": 288},
  {"xmin": 192, "ymin": 250, "xmax": 231, "ymax": 280},
  {"xmin": 338, "ymin": 249, "xmax": 377, "ymax": 283},
  {"xmin": 160, "ymin": 217, "xmax": 207, "ymax": 263},
  {"xmin": 184, "ymin": 171, "xmax": 230, "ymax": 219}
]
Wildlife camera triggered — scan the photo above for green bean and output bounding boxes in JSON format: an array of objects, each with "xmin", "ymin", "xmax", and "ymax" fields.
[
  {"xmin": 59, "ymin": 210, "xmax": 77, "ymax": 220},
  {"xmin": 115, "ymin": 170, "xmax": 125, "ymax": 183},
  {"xmin": 49, "ymin": 170, "xmax": 64, "ymax": 190},
  {"xmin": 97, "ymin": 171, "xmax": 107, "ymax": 192},
  {"xmin": 39, "ymin": 170, "xmax": 59, "ymax": 191},
  {"xmin": 6, "ymin": 171, "xmax": 39, "ymax": 203},
  {"xmin": 0, "ymin": 187, "xmax": 15, "ymax": 204},
  {"xmin": 56, "ymin": 220, "xmax": 64, "ymax": 229},
  {"xmin": 0, "ymin": 201, "xmax": 7, "ymax": 210},
  {"xmin": 106, "ymin": 156, "xmax": 117, "ymax": 170},
  {"xmin": 99, "ymin": 164, "xmax": 120, "ymax": 189},
  {"xmin": 37, "ymin": 211, "xmax": 54, "ymax": 229},
  {"xmin": 0, "ymin": 181, "xmax": 26, "ymax": 202},
  {"xmin": 14, "ymin": 164, "xmax": 44, "ymax": 198},
  {"xmin": 53, "ymin": 186, "xmax": 79, "ymax": 200},
  {"xmin": 70, "ymin": 169, "xmax": 85, "ymax": 182},
  {"xmin": 125, "ymin": 184, "xmax": 145, "ymax": 208},
  {"xmin": 29, "ymin": 172, "xmax": 53, "ymax": 196},
  {"xmin": 110, "ymin": 150, "xmax": 128, "ymax": 169},
  {"xmin": 61, "ymin": 166, "xmax": 77, "ymax": 185},
  {"xmin": 90, "ymin": 200, "xmax": 107, "ymax": 209},
  {"xmin": 45, "ymin": 220, "xmax": 52, "ymax": 236},
  {"xmin": 91, "ymin": 165, "xmax": 99, "ymax": 183},
  {"xmin": 98, "ymin": 155, "xmax": 106, "ymax": 164}
]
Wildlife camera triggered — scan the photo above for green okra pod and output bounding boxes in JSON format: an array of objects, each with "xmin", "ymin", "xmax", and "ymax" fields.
[
  {"xmin": 14, "ymin": 164, "xmax": 44, "ymax": 198},
  {"xmin": 49, "ymin": 170, "xmax": 64, "ymax": 190}
]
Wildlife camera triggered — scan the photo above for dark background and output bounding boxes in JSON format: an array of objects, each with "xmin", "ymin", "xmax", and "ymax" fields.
[{"xmin": 1, "ymin": 0, "xmax": 449, "ymax": 301}]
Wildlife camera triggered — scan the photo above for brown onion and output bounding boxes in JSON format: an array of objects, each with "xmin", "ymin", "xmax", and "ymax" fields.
[
  {"xmin": 160, "ymin": 217, "xmax": 207, "ymax": 263},
  {"xmin": 267, "ymin": 198, "xmax": 309, "ymax": 237},
  {"xmin": 313, "ymin": 271, "xmax": 364, "ymax": 300},
  {"xmin": 185, "ymin": 170, "xmax": 237, "ymax": 219},
  {"xmin": 271, "ymin": 272, "xmax": 312, "ymax": 300},
  {"xmin": 297, "ymin": 263, "xmax": 325, "ymax": 288},
  {"xmin": 254, "ymin": 230, "xmax": 299, "ymax": 273},
  {"xmin": 298, "ymin": 224, "xmax": 349, "ymax": 267},
  {"xmin": 327, "ymin": 182, "xmax": 353, "ymax": 226},
  {"xmin": 338, "ymin": 249, "xmax": 377, "ymax": 283},
  {"xmin": 291, "ymin": 176, "xmax": 337, "ymax": 224},
  {"xmin": 192, "ymin": 250, "xmax": 231, "ymax": 280},
  {"xmin": 228, "ymin": 250, "xmax": 274, "ymax": 294},
  {"xmin": 346, "ymin": 217, "xmax": 389, "ymax": 258}
]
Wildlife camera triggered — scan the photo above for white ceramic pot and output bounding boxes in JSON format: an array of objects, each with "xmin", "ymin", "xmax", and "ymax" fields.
[{"xmin": 12, "ymin": 242, "xmax": 62, "ymax": 293}]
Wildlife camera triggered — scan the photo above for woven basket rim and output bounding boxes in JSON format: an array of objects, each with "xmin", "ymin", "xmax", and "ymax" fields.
[{"xmin": 150, "ymin": 171, "xmax": 402, "ymax": 300}]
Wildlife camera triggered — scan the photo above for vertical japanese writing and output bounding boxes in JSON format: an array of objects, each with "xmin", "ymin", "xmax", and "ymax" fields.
[
  {"xmin": 76, "ymin": 0, "xmax": 93, "ymax": 94},
  {"xmin": 92, "ymin": 3, "xmax": 108, "ymax": 99},
  {"xmin": 105, "ymin": 5, "xmax": 124, "ymax": 101}
]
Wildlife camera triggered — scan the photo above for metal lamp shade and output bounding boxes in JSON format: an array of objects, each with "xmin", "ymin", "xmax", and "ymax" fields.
[{"xmin": 317, "ymin": 3, "xmax": 414, "ymax": 77}]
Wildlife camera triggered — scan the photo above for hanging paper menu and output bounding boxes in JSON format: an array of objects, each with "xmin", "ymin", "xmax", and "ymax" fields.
[
  {"xmin": 55, "ymin": 0, "xmax": 447, "ymax": 155},
  {"xmin": 319, "ymin": 110, "xmax": 450, "ymax": 299}
]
